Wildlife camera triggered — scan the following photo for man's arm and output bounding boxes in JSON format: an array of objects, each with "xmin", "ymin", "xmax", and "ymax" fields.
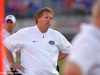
[
  {"xmin": 4, "ymin": 46, "xmax": 15, "ymax": 65},
  {"xmin": 58, "ymin": 52, "xmax": 68, "ymax": 62},
  {"xmin": 4, "ymin": 46, "xmax": 25, "ymax": 72},
  {"xmin": 63, "ymin": 61, "xmax": 82, "ymax": 75}
]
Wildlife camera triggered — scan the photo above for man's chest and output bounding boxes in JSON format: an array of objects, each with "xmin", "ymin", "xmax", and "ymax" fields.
[{"xmin": 21, "ymin": 36, "xmax": 59, "ymax": 53}]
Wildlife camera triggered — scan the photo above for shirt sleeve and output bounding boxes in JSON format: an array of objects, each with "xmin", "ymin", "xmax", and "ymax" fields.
[
  {"xmin": 3, "ymin": 30, "xmax": 24, "ymax": 52},
  {"xmin": 57, "ymin": 32, "xmax": 72, "ymax": 53}
]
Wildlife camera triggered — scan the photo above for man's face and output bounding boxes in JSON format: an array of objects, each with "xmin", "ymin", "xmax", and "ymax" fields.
[
  {"xmin": 6, "ymin": 20, "xmax": 16, "ymax": 32},
  {"xmin": 37, "ymin": 12, "xmax": 53, "ymax": 30}
]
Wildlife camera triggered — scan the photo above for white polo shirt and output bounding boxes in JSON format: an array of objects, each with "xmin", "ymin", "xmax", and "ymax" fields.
[
  {"xmin": 3, "ymin": 25, "xmax": 72, "ymax": 75},
  {"xmin": 68, "ymin": 23, "xmax": 100, "ymax": 75},
  {"xmin": 3, "ymin": 29, "xmax": 10, "ymax": 39},
  {"xmin": 2, "ymin": 29, "xmax": 17, "ymax": 73},
  {"xmin": 2, "ymin": 29, "xmax": 11, "ymax": 72}
]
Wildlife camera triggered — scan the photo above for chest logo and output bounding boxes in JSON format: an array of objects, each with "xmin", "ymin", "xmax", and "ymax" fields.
[
  {"xmin": 49, "ymin": 40, "xmax": 55, "ymax": 45},
  {"xmin": 33, "ymin": 40, "xmax": 37, "ymax": 42}
]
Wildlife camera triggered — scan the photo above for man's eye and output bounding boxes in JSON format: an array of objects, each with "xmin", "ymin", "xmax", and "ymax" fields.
[
  {"xmin": 45, "ymin": 17, "xmax": 48, "ymax": 18},
  {"xmin": 50, "ymin": 17, "xmax": 53, "ymax": 20}
]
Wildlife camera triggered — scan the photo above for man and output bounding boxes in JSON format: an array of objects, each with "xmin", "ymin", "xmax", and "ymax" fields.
[
  {"xmin": 3, "ymin": 15, "xmax": 16, "ymax": 38},
  {"xmin": 3, "ymin": 15, "xmax": 20, "ymax": 75},
  {"xmin": 63, "ymin": 1, "xmax": 100, "ymax": 75},
  {"xmin": 2, "ymin": 15, "xmax": 16, "ymax": 75},
  {"xmin": 3, "ymin": 7, "xmax": 72, "ymax": 75}
]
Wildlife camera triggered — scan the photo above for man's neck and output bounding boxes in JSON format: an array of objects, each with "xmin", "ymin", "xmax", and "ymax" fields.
[
  {"xmin": 93, "ymin": 22, "xmax": 100, "ymax": 29},
  {"xmin": 37, "ymin": 25, "xmax": 48, "ymax": 33},
  {"xmin": 5, "ymin": 27, "xmax": 12, "ymax": 34},
  {"xmin": 92, "ymin": 18, "xmax": 100, "ymax": 29}
]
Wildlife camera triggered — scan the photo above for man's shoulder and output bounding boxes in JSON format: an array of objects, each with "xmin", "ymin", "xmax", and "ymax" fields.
[
  {"xmin": 49, "ymin": 28, "xmax": 62, "ymax": 35},
  {"xmin": 19, "ymin": 26, "xmax": 34, "ymax": 31},
  {"xmin": 49, "ymin": 28, "xmax": 66, "ymax": 39},
  {"xmin": 72, "ymin": 29, "xmax": 95, "ymax": 46},
  {"xmin": 17, "ymin": 26, "xmax": 34, "ymax": 33}
]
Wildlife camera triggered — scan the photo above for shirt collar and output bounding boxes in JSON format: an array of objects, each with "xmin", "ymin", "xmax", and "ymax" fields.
[
  {"xmin": 34, "ymin": 25, "xmax": 50, "ymax": 38},
  {"xmin": 35, "ymin": 25, "xmax": 50, "ymax": 33}
]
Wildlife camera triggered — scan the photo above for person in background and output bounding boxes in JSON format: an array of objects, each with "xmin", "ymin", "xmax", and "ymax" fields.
[
  {"xmin": 3, "ymin": 7, "xmax": 72, "ymax": 75},
  {"xmin": 2, "ymin": 15, "xmax": 21, "ymax": 75},
  {"xmin": 63, "ymin": 1, "xmax": 100, "ymax": 75}
]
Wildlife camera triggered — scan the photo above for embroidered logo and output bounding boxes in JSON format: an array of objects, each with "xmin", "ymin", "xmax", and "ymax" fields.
[
  {"xmin": 33, "ymin": 40, "xmax": 37, "ymax": 42},
  {"xmin": 49, "ymin": 40, "xmax": 55, "ymax": 45}
]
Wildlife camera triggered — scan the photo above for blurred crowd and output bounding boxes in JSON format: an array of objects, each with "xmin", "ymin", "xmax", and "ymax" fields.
[{"xmin": 6, "ymin": 0, "xmax": 94, "ymax": 18}]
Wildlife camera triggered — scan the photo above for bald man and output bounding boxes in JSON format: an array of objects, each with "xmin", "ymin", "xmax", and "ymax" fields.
[{"xmin": 63, "ymin": 1, "xmax": 100, "ymax": 75}]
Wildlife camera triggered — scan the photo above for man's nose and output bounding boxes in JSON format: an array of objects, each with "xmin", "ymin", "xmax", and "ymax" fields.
[{"xmin": 48, "ymin": 18, "xmax": 52, "ymax": 22}]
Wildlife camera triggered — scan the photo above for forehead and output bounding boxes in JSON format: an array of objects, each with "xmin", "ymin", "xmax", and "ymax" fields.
[
  {"xmin": 6, "ymin": 19, "xmax": 15, "ymax": 25},
  {"xmin": 6, "ymin": 19, "xmax": 13, "ymax": 24},
  {"xmin": 42, "ymin": 11, "xmax": 53, "ymax": 17}
]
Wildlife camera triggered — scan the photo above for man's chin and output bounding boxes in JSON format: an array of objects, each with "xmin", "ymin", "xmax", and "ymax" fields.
[
  {"xmin": 47, "ymin": 24, "xmax": 51, "ymax": 27},
  {"xmin": 48, "ymin": 25, "xmax": 50, "ymax": 28}
]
